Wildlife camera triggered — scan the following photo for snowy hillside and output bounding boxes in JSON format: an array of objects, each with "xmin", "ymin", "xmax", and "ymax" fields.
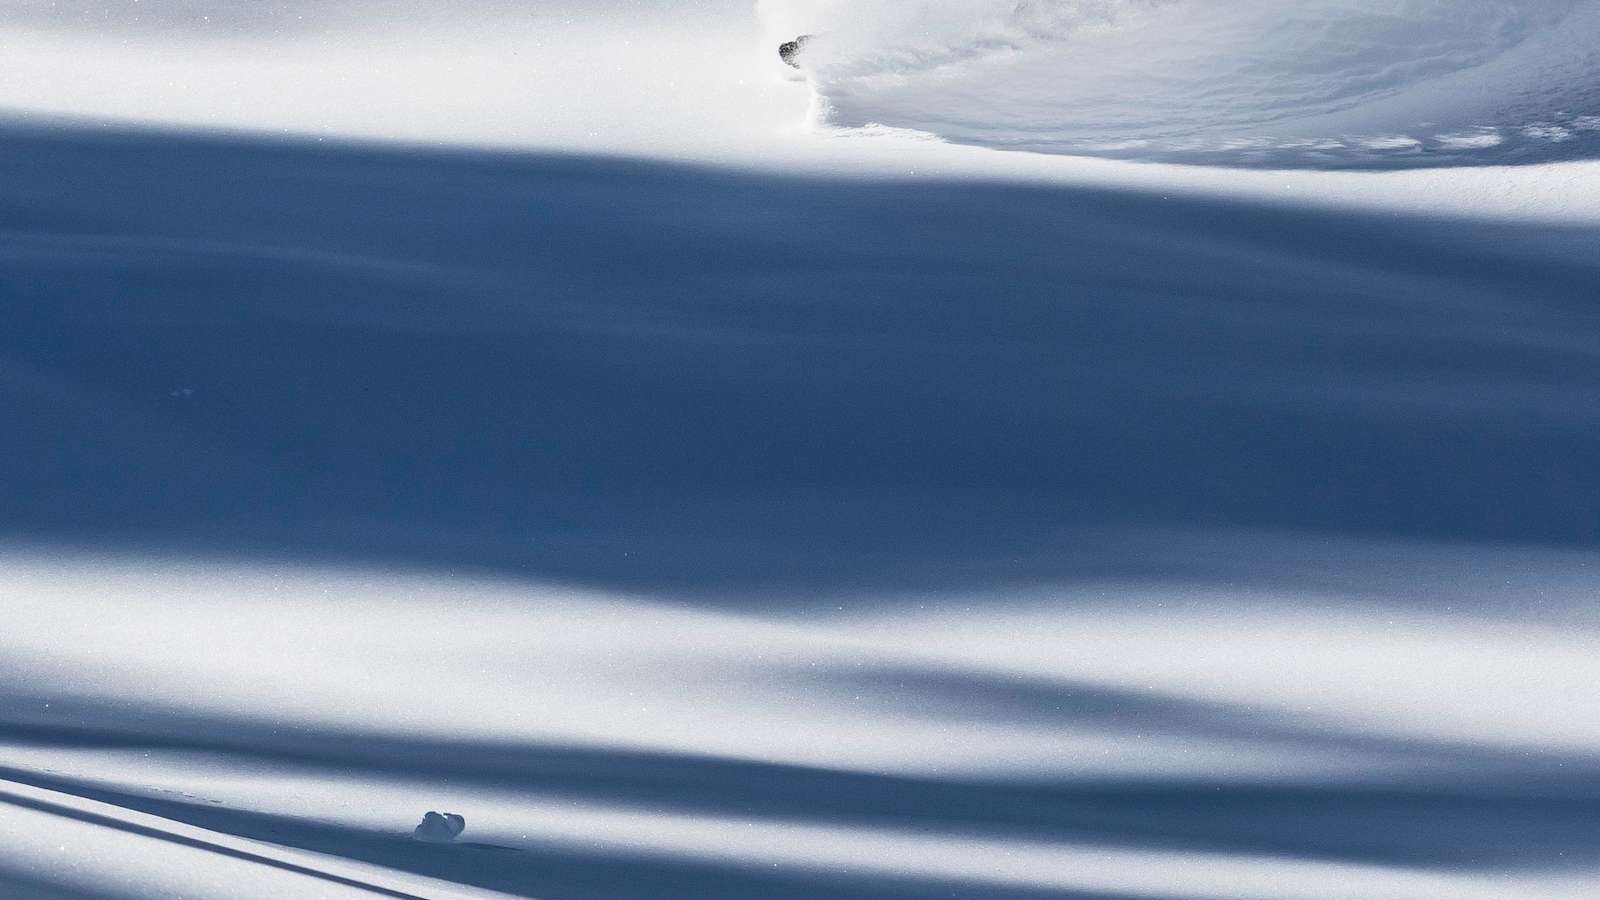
[{"xmin": 1, "ymin": 2, "xmax": 1598, "ymax": 898}]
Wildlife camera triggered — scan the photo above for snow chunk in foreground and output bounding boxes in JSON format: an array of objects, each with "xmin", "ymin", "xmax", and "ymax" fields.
[{"xmin": 413, "ymin": 811, "xmax": 466, "ymax": 843}]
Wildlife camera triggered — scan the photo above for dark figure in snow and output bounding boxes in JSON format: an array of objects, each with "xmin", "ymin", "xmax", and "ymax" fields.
[{"xmin": 779, "ymin": 35, "xmax": 812, "ymax": 69}]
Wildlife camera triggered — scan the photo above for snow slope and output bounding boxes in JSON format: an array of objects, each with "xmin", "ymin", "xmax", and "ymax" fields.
[
  {"xmin": 768, "ymin": 0, "xmax": 1600, "ymax": 165},
  {"xmin": 3, "ymin": 124, "xmax": 1599, "ymax": 898},
  {"xmin": 1, "ymin": 2, "xmax": 1598, "ymax": 898},
  {"xmin": 0, "ymin": 778, "xmax": 515, "ymax": 900}
]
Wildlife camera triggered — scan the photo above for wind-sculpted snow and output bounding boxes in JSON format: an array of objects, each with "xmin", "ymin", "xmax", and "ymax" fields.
[
  {"xmin": 764, "ymin": 0, "xmax": 1600, "ymax": 166},
  {"xmin": 0, "ymin": 1, "xmax": 1596, "ymax": 897},
  {"xmin": 3, "ymin": 0, "xmax": 1598, "ymax": 168},
  {"xmin": 1, "ymin": 125, "xmax": 1599, "ymax": 897}
]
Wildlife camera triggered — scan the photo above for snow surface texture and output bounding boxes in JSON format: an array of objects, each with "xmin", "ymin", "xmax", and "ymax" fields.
[
  {"xmin": 765, "ymin": 0, "xmax": 1600, "ymax": 165},
  {"xmin": 0, "ymin": 0, "xmax": 1595, "ymax": 173},
  {"xmin": 3, "ymin": 123, "xmax": 1599, "ymax": 900},
  {"xmin": 0, "ymin": 2, "xmax": 1599, "ymax": 899}
]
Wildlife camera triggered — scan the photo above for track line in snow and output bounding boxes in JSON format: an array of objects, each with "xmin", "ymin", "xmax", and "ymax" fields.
[{"xmin": 0, "ymin": 778, "xmax": 516, "ymax": 900}]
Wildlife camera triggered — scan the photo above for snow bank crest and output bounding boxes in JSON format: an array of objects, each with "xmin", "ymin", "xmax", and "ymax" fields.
[{"xmin": 761, "ymin": 0, "xmax": 1600, "ymax": 166}]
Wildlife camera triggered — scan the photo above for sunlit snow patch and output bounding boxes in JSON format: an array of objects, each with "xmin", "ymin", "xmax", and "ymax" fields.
[{"xmin": 763, "ymin": 0, "xmax": 1600, "ymax": 166}]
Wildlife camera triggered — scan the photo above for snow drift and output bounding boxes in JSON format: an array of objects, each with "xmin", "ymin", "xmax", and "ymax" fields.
[
  {"xmin": 1, "ymin": 123, "xmax": 1599, "ymax": 898},
  {"xmin": 763, "ymin": 0, "xmax": 1600, "ymax": 164},
  {"xmin": 0, "ymin": 2, "xmax": 1598, "ymax": 899}
]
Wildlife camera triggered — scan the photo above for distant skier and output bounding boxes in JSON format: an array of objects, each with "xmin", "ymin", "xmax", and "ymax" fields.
[{"xmin": 779, "ymin": 35, "xmax": 813, "ymax": 69}]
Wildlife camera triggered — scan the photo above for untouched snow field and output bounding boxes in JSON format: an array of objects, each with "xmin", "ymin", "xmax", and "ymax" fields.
[{"xmin": 2, "ymin": 2, "xmax": 1599, "ymax": 898}]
